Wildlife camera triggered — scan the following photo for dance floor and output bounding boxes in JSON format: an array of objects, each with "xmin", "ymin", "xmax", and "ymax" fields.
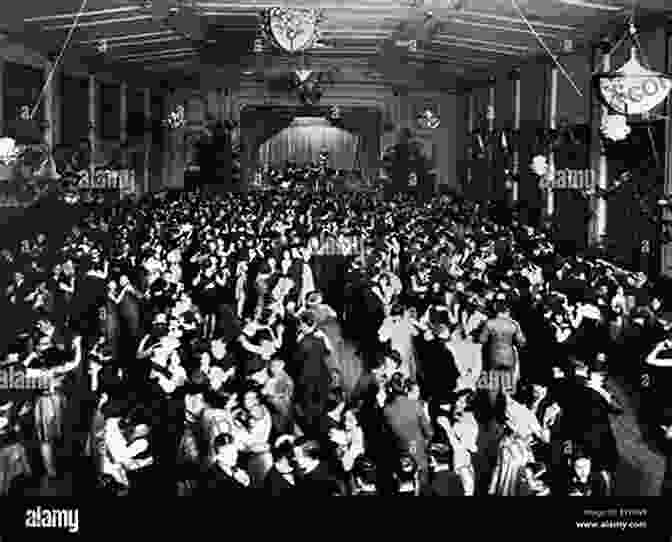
[{"xmin": 11, "ymin": 342, "xmax": 667, "ymax": 497}]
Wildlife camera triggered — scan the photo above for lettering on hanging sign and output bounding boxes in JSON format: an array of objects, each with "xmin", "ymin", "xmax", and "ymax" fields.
[{"xmin": 600, "ymin": 75, "xmax": 672, "ymax": 115}]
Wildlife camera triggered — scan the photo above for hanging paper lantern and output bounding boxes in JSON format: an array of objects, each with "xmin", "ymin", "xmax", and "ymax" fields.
[
  {"xmin": 531, "ymin": 155, "xmax": 549, "ymax": 177},
  {"xmin": 0, "ymin": 138, "xmax": 18, "ymax": 166},
  {"xmin": 600, "ymin": 114, "xmax": 631, "ymax": 142}
]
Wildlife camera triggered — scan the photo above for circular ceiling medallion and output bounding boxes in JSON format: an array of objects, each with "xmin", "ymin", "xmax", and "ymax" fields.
[{"xmin": 264, "ymin": 7, "xmax": 322, "ymax": 54}]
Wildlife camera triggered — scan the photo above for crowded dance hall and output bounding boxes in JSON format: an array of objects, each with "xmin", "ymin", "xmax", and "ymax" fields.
[{"xmin": 1, "ymin": 0, "xmax": 672, "ymax": 499}]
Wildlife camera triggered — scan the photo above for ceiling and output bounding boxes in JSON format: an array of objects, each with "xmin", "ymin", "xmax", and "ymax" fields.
[{"xmin": 3, "ymin": 0, "xmax": 672, "ymax": 92}]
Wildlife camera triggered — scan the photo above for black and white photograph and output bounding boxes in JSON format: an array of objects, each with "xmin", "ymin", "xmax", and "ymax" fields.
[{"xmin": 0, "ymin": 0, "xmax": 671, "ymax": 517}]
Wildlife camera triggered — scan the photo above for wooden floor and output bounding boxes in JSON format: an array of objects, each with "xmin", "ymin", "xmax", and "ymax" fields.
[{"xmin": 609, "ymin": 375, "xmax": 665, "ymax": 496}]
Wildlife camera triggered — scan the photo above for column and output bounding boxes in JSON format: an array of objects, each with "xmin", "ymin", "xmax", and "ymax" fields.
[
  {"xmin": 120, "ymin": 83, "xmax": 128, "ymax": 145},
  {"xmin": 144, "ymin": 88, "xmax": 151, "ymax": 194},
  {"xmin": 0, "ymin": 59, "xmax": 4, "ymax": 136},
  {"xmin": 487, "ymin": 80, "xmax": 495, "ymax": 197},
  {"xmin": 662, "ymin": 34, "xmax": 672, "ymax": 276},
  {"xmin": 120, "ymin": 82, "xmax": 128, "ymax": 193},
  {"xmin": 52, "ymin": 67, "xmax": 61, "ymax": 146},
  {"xmin": 88, "ymin": 76, "xmax": 96, "ymax": 180},
  {"xmin": 590, "ymin": 47, "xmax": 609, "ymax": 246},
  {"xmin": 512, "ymin": 70, "xmax": 521, "ymax": 203},
  {"xmin": 467, "ymin": 92, "xmax": 474, "ymax": 190},
  {"xmin": 43, "ymin": 61, "xmax": 54, "ymax": 147},
  {"xmin": 546, "ymin": 67, "xmax": 558, "ymax": 217}
]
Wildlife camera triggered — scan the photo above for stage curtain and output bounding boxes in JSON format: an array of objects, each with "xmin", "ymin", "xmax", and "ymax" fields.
[
  {"xmin": 241, "ymin": 108, "xmax": 294, "ymax": 186},
  {"xmin": 241, "ymin": 106, "xmax": 381, "ymax": 185},
  {"xmin": 259, "ymin": 120, "xmax": 358, "ymax": 170}
]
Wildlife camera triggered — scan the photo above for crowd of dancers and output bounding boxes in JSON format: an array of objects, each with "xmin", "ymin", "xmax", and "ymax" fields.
[{"xmin": 0, "ymin": 188, "xmax": 670, "ymax": 496}]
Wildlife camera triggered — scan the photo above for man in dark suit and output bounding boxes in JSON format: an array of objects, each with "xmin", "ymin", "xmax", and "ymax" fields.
[
  {"xmin": 262, "ymin": 436, "xmax": 296, "ymax": 495},
  {"xmin": 479, "ymin": 301, "xmax": 526, "ymax": 407},
  {"xmin": 292, "ymin": 438, "xmax": 343, "ymax": 496},
  {"xmin": 292, "ymin": 311, "xmax": 331, "ymax": 437},
  {"xmin": 358, "ymin": 282, "xmax": 386, "ymax": 370},
  {"xmin": 382, "ymin": 374, "xmax": 434, "ymax": 490},
  {"xmin": 558, "ymin": 361, "xmax": 622, "ymax": 476}
]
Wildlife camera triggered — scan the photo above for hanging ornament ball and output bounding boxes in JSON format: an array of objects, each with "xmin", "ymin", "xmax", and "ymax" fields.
[
  {"xmin": 601, "ymin": 114, "xmax": 631, "ymax": 142},
  {"xmin": 531, "ymin": 155, "xmax": 549, "ymax": 177}
]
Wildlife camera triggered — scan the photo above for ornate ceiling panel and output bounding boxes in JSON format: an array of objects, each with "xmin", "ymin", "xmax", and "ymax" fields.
[{"xmin": 1, "ymin": 0, "xmax": 671, "ymax": 91}]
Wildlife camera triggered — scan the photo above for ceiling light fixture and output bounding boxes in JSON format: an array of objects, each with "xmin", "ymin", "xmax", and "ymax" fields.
[
  {"xmin": 560, "ymin": 0, "xmax": 624, "ymax": 11},
  {"xmin": 24, "ymin": 6, "xmax": 142, "ymax": 22},
  {"xmin": 75, "ymin": 31, "xmax": 175, "ymax": 44},
  {"xmin": 459, "ymin": 10, "xmax": 576, "ymax": 31},
  {"xmin": 43, "ymin": 15, "xmax": 152, "ymax": 31}
]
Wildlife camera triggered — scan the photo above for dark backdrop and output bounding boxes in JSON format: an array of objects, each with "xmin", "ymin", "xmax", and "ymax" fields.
[{"xmin": 240, "ymin": 105, "xmax": 381, "ymax": 188}]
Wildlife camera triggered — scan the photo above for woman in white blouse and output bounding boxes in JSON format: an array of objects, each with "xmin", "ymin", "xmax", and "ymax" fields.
[
  {"xmin": 233, "ymin": 388, "xmax": 273, "ymax": 488},
  {"xmin": 378, "ymin": 305, "xmax": 419, "ymax": 381},
  {"xmin": 435, "ymin": 390, "xmax": 478, "ymax": 496}
]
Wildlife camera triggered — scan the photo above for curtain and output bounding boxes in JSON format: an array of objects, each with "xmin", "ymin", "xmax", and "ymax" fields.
[
  {"xmin": 241, "ymin": 106, "xmax": 381, "ymax": 186},
  {"xmin": 4, "ymin": 62, "xmax": 44, "ymax": 142},
  {"xmin": 340, "ymin": 108, "xmax": 380, "ymax": 180},
  {"xmin": 241, "ymin": 107, "xmax": 295, "ymax": 186},
  {"xmin": 553, "ymin": 134, "xmax": 591, "ymax": 253},
  {"xmin": 100, "ymin": 83, "xmax": 121, "ymax": 141},
  {"xmin": 259, "ymin": 119, "xmax": 358, "ymax": 170},
  {"xmin": 605, "ymin": 121, "xmax": 664, "ymax": 271},
  {"xmin": 61, "ymin": 76, "xmax": 89, "ymax": 146}
]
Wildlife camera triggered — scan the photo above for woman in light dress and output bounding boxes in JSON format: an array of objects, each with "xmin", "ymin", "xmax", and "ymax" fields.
[
  {"xmin": 489, "ymin": 394, "xmax": 550, "ymax": 496},
  {"xmin": 378, "ymin": 305, "xmax": 419, "ymax": 381}
]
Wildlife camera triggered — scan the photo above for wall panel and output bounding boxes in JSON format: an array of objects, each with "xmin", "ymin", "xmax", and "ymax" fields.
[{"xmin": 556, "ymin": 52, "xmax": 591, "ymax": 125}]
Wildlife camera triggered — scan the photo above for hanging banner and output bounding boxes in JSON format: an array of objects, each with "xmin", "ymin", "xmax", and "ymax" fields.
[{"xmin": 598, "ymin": 51, "xmax": 672, "ymax": 116}]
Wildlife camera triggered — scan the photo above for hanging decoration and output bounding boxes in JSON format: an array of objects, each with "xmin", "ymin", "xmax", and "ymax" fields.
[
  {"xmin": 165, "ymin": 105, "xmax": 186, "ymax": 130},
  {"xmin": 594, "ymin": 23, "xmax": 672, "ymax": 117},
  {"xmin": 261, "ymin": 7, "xmax": 324, "ymax": 54},
  {"xmin": 600, "ymin": 114, "xmax": 631, "ymax": 142},
  {"xmin": 416, "ymin": 102, "xmax": 440, "ymax": 130},
  {"xmin": 0, "ymin": 138, "xmax": 19, "ymax": 166},
  {"xmin": 531, "ymin": 155, "xmax": 549, "ymax": 177}
]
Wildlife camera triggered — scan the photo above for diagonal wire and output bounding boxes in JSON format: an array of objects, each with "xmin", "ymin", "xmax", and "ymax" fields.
[
  {"xmin": 510, "ymin": 0, "xmax": 582, "ymax": 97},
  {"xmin": 30, "ymin": 0, "xmax": 89, "ymax": 120}
]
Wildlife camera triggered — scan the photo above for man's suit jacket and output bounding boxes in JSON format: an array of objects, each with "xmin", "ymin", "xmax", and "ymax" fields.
[
  {"xmin": 293, "ymin": 333, "xmax": 331, "ymax": 426},
  {"xmin": 295, "ymin": 461, "xmax": 342, "ymax": 497},
  {"xmin": 479, "ymin": 315, "xmax": 526, "ymax": 370},
  {"xmin": 383, "ymin": 396, "xmax": 434, "ymax": 470},
  {"xmin": 262, "ymin": 466, "xmax": 295, "ymax": 496},
  {"xmin": 558, "ymin": 378, "xmax": 620, "ymax": 472}
]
